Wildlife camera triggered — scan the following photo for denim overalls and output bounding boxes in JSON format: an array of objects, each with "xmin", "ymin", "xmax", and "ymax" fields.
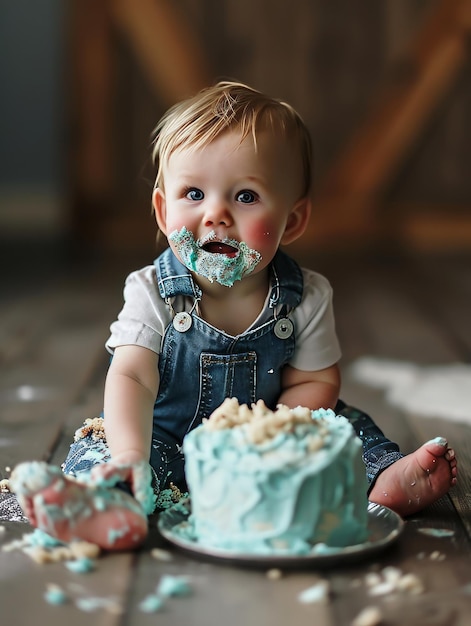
[
  {"xmin": 63, "ymin": 248, "xmax": 403, "ymax": 498},
  {"xmin": 148, "ymin": 248, "xmax": 305, "ymax": 490}
]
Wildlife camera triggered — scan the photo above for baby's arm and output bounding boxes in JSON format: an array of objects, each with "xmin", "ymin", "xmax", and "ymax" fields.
[
  {"xmin": 278, "ymin": 363, "xmax": 340, "ymax": 410},
  {"xmin": 103, "ymin": 345, "xmax": 159, "ymax": 466}
]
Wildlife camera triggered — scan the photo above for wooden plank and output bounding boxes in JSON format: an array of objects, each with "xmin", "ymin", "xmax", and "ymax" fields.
[
  {"xmin": 295, "ymin": 206, "xmax": 471, "ymax": 253},
  {"xmin": 330, "ymin": 506, "xmax": 471, "ymax": 625},
  {"xmin": 394, "ymin": 253, "xmax": 471, "ymax": 358},
  {"xmin": 109, "ymin": 0, "xmax": 210, "ymax": 106},
  {"xmin": 125, "ymin": 546, "xmax": 336, "ymax": 626},
  {"xmin": 398, "ymin": 211, "xmax": 471, "ymax": 251},
  {"xmin": 0, "ymin": 529, "xmax": 134, "ymax": 626},
  {"xmin": 309, "ymin": 0, "xmax": 471, "ymax": 238},
  {"xmin": 68, "ymin": 0, "xmax": 114, "ymax": 203}
]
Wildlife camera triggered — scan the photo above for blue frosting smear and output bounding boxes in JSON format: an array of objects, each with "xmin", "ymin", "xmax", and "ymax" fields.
[
  {"xmin": 181, "ymin": 406, "xmax": 369, "ymax": 554},
  {"xmin": 169, "ymin": 226, "xmax": 261, "ymax": 287}
]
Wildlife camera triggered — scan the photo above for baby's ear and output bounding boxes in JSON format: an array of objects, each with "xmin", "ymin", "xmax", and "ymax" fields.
[
  {"xmin": 153, "ymin": 188, "xmax": 167, "ymax": 235},
  {"xmin": 280, "ymin": 196, "xmax": 311, "ymax": 245}
]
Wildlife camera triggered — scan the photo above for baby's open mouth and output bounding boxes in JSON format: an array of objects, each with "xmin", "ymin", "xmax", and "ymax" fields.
[{"xmin": 202, "ymin": 241, "xmax": 239, "ymax": 258}]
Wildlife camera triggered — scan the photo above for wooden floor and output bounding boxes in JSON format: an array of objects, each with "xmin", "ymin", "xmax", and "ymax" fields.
[{"xmin": 1, "ymin": 240, "xmax": 471, "ymax": 625}]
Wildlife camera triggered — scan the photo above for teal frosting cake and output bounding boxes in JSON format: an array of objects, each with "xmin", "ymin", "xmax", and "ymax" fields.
[{"xmin": 182, "ymin": 399, "xmax": 369, "ymax": 554}]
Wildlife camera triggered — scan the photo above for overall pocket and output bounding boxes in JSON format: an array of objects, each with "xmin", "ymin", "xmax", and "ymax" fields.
[{"xmin": 190, "ymin": 350, "xmax": 257, "ymax": 429}]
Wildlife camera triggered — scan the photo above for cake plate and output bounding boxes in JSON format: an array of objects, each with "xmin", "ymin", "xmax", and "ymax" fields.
[{"xmin": 157, "ymin": 500, "xmax": 404, "ymax": 568}]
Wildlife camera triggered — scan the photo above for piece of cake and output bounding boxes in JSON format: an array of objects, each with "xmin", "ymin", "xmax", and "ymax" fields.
[{"xmin": 181, "ymin": 398, "xmax": 369, "ymax": 554}]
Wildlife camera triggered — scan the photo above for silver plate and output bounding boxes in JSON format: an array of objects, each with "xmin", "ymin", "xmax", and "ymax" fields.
[{"xmin": 157, "ymin": 500, "xmax": 404, "ymax": 568}]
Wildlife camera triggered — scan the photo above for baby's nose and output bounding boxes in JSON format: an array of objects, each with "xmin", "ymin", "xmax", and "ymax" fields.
[{"xmin": 203, "ymin": 201, "xmax": 233, "ymax": 226}]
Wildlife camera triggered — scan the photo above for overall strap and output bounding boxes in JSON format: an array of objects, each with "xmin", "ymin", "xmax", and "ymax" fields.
[
  {"xmin": 154, "ymin": 248, "xmax": 202, "ymax": 300},
  {"xmin": 269, "ymin": 250, "xmax": 304, "ymax": 310}
]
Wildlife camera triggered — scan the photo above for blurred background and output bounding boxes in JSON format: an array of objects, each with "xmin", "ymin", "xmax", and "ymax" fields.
[{"xmin": 1, "ymin": 0, "xmax": 470, "ymax": 262}]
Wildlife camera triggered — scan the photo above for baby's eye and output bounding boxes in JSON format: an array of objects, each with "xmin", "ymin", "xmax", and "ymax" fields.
[
  {"xmin": 236, "ymin": 190, "xmax": 257, "ymax": 204},
  {"xmin": 186, "ymin": 188, "xmax": 204, "ymax": 201}
]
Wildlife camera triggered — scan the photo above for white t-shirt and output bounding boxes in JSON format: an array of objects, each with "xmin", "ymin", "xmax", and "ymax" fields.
[{"xmin": 106, "ymin": 264, "xmax": 341, "ymax": 372}]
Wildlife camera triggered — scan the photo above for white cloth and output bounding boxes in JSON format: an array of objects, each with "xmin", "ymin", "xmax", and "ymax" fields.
[{"xmin": 350, "ymin": 357, "xmax": 471, "ymax": 422}]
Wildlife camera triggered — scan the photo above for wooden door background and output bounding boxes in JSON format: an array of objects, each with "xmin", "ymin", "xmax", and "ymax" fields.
[{"xmin": 67, "ymin": 0, "xmax": 471, "ymax": 256}]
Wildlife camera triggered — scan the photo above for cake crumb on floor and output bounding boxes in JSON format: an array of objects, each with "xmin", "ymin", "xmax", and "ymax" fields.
[
  {"xmin": 150, "ymin": 547, "xmax": 173, "ymax": 561},
  {"xmin": 2, "ymin": 529, "xmax": 101, "ymax": 564},
  {"xmin": 351, "ymin": 606, "xmax": 383, "ymax": 626},
  {"xmin": 298, "ymin": 580, "xmax": 330, "ymax": 604}
]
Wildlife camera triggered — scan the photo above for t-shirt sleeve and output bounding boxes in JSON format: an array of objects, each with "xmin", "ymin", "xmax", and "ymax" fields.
[
  {"xmin": 289, "ymin": 269, "xmax": 342, "ymax": 371},
  {"xmin": 105, "ymin": 265, "xmax": 169, "ymax": 355}
]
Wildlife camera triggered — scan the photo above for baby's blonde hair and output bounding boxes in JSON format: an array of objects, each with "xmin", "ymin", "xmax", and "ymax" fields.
[{"xmin": 151, "ymin": 81, "xmax": 312, "ymax": 196}]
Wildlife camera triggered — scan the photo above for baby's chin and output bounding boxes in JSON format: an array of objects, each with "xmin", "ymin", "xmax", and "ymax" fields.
[{"xmin": 190, "ymin": 249, "xmax": 247, "ymax": 287}]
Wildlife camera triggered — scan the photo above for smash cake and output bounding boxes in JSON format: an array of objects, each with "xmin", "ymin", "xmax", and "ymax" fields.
[{"xmin": 173, "ymin": 398, "xmax": 370, "ymax": 555}]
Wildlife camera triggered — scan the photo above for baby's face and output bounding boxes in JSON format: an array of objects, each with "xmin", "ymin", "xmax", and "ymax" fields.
[{"xmin": 153, "ymin": 129, "xmax": 307, "ymax": 286}]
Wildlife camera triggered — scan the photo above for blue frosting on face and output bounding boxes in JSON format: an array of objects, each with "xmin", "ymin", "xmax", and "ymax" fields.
[
  {"xmin": 169, "ymin": 227, "xmax": 262, "ymax": 287},
  {"xmin": 181, "ymin": 407, "xmax": 369, "ymax": 554}
]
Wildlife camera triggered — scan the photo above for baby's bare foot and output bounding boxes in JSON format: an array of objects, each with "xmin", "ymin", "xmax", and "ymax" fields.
[
  {"xmin": 369, "ymin": 437, "xmax": 457, "ymax": 517},
  {"xmin": 10, "ymin": 462, "xmax": 148, "ymax": 550}
]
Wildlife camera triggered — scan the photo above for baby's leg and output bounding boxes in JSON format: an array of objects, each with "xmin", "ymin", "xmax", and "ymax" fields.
[
  {"xmin": 368, "ymin": 438, "xmax": 457, "ymax": 517},
  {"xmin": 10, "ymin": 462, "xmax": 148, "ymax": 550}
]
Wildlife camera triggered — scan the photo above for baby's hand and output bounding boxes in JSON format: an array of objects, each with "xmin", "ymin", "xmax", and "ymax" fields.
[{"xmin": 90, "ymin": 458, "xmax": 157, "ymax": 515}]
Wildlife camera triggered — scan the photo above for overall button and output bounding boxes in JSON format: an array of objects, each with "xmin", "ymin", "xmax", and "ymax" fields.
[
  {"xmin": 274, "ymin": 318, "xmax": 293, "ymax": 339},
  {"xmin": 173, "ymin": 312, "xmax": 192, "ymax": 332}
]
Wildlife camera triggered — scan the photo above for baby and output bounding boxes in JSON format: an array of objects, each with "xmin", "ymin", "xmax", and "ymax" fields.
[{"xmin": 12, "ymin": 81, "xmax": 457, "ymax": 550}]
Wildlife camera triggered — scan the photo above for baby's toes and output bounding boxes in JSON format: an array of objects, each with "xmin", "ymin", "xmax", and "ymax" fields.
[
  {"xmin": 445, "ymin": 447, "xmax": 455, "ymax": 461},
  {"xmin": 423, "ymin": 437, "xmax": 449, "ymax": 457}
]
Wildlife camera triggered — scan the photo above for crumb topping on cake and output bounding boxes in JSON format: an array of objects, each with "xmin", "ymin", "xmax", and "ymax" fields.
[{"xmin": 202, "ymin": 398, "xmax": 329, "ymax": 445}]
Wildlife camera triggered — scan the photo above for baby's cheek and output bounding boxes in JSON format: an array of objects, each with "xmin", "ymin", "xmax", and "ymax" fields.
[
  {"xmin": 244, "ymin": 220, "xmax": 280, "ymax": 252},
  {"xmin": 167, "ymin": 218, "xmax": 194, "ymax": 236}
]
